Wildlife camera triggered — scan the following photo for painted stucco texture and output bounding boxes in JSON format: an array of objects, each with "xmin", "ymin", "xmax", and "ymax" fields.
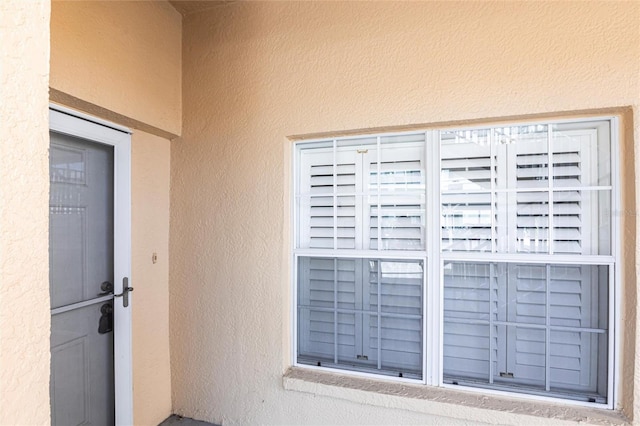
[
  {"xmin": 171, "ymin": 1, "xmax": 640, "ymax": 425},
  {"xmin": 48, "ymin": 2, "xmax": 180, "ymax": 423},
  {"xmin": 50, "ymin": 0, "xmax": 182, "ymax": 136},
  {"xmin": 132, "ymin": 130, "xmax": 172, "ymax": 426},
  {"xmin": 0, "ymin": 0, "xmax": 51, "ymax": 424}
]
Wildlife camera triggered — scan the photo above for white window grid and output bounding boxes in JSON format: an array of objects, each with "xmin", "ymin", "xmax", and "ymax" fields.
[{"xmin": 291, "ymin": 116, "xmax": 620, "ymax": 409}]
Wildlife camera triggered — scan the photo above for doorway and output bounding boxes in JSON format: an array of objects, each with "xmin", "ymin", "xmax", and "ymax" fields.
[{"xmin": 49, "ymin": 107, "xmax": 132, "ymax": 425}]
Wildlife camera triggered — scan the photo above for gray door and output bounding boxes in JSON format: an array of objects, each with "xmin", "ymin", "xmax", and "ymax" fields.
[{"xmin": 50, "ymin": 131, "xmax": 115, "ymax": 426}]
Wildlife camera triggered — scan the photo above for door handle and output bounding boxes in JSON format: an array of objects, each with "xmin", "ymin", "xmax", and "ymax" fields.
[
  {"xmin": 114, "ymin": 277, "xmax": 133, "ymax": 307},
  {"xmin": 98, "ymin": 281, "xmax": 114, "ymax": 296}
]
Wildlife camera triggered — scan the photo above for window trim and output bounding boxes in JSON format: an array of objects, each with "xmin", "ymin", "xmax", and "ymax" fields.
[{"xmin": 290, "ymin": 115, "xmax": 621, "ymax": 410}]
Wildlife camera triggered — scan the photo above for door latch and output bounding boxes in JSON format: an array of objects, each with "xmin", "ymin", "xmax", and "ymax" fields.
[{"xmin": 114, "ymin": 277, "xmax": 134, "ymax": 307}]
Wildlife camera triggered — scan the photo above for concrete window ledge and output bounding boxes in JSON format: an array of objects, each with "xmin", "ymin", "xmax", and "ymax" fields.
[{"xmin": 283, "ymin": 367, "xmax": 628, "ymax": 425}]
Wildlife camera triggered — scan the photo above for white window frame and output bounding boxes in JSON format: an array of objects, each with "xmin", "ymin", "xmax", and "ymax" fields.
[{"xmin": 291, "ymin": 116, "xmax": 620, "ymax": 409}]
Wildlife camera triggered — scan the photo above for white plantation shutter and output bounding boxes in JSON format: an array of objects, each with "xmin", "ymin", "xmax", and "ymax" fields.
[
  {"xmin": 512, "ymin": 129, "xmax": 596, "ymax": 255},
  {"xmin": 368, "ymin": 140, "xmax": 426, "ymax": 251},
  {"xmin": 443, "ymin": 262, "xmax": 604, "ymax": 396},
  {"xmin": 296, "ymin": 136, "xmax": 425, "ymax": 377},
  {"xmin": 441, "ymin": 138, "xmax": 493, "ymax": 252},
  {"xmin": 442, "ymin": 125, "xmax": 608, "ymax": 400},
  {"xmin": 367, "ymin": 260, "xmax": 423, "ymax": 374},
  {"xmin": 300, "ymin": 149, "xmax": 358, "ymax": 250},
  {"xmin": 296, "ymin": 119, "xmax": 612, "ymax": 403},
  {"xmin": 298, "ymin": 257, "xmax": 423, "ymax": 376},
  {"xmin": 298, "ymin": 257, "xmax": 358, "ymax": 361},
  {"xmin": 443, "ymin": 262, "xmax": 493, "ymax": 380}
]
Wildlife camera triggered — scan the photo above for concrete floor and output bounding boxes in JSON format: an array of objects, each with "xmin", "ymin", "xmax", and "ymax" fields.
[{"xmin": 159, "ymin": 414, "xmax": 218, "ymax": 426}]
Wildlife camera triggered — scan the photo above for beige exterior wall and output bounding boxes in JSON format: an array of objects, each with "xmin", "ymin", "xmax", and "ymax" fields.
[
  {"xmin": 132, "ymin": 130, "xmax": 172, "ymax": 426},
  {"xmin": 49, "ymin": 1, "xmax": 179, "ymax": 424},
  {"xmin": 171, "ymin": 2, "xmax": 640, "ymax": 424},
  {"xmin": 51, "ymin": 0, "xmax": 182, "ymax": 136},
  {"xmin": 0, "ymin": 0, "xmax": 51, "ymax": 424}
]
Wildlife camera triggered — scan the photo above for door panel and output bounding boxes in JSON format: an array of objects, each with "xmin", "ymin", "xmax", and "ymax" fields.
[
  {"xmin": 51, "ymin": 303, "xmax": 114, "ymax": 426},
  {"xmin": 50, "ymin": 131, "xmax": 115, "ymax": 426}
]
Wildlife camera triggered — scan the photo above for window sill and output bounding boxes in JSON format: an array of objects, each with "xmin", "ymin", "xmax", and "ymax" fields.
[{"xmin": 283, "ymin": 367, "xmax": 628, "ymax": 425}]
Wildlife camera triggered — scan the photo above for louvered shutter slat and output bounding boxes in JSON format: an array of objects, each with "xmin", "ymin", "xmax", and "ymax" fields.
[{"xmin": 369, "ymin": 144, "xmax": 425, "ymax": 251}]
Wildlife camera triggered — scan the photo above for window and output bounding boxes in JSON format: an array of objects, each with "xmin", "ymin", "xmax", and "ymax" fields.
[{"xmin": 293, "ymin": 118, "xmax": 616, "ymax": 406}]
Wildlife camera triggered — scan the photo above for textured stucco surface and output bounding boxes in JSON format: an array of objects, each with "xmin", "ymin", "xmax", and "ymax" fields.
[
  {"xmin": 132, "ymin": 130, "xmax": 172, "ymax": 426},
  {"xmin": 284, "ymin": 368, "xmax": 626, "ymax": 426},
  {"xmin": 50, "ymin": 0, "xmax": 182, "ymax": 136},
  {"xmin": 171, "ymin": 2, "xmax": 640, "ymax": 425},
  {"xmin": 0, "ymin": 0, "xmax": 51, "ymax": 424},
  {"xmin": 48, "ymin": 2, "xmax": 179, "ymax": 423}
]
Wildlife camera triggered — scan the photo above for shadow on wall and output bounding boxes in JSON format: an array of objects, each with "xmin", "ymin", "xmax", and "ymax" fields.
[{"xmin": 159, "ymin": 414, "xmax": 219, "ymax": 426}]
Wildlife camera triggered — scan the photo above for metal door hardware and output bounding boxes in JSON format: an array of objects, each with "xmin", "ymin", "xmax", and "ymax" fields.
[
  {"xmin": 98, "ymin": 281, "xmax": 113, "ymax": 296},
  {"xmin": 98, "ymin": 303, "xmax": 113, "ymax": 334},
  {"xmin": 114, "ymin": 277, "xmax": 133, "ymax": 307}
]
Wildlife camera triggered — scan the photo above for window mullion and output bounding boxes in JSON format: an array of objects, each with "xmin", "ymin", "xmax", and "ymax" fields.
[
  {"xmin": 548, "ymin": 127, "xmax": 554, "ymax": 255},
  {"xmin": 333, "ymin": 139, "xmax": 338, "ymax": 250},
  {"xmin": 377, "ymin": 260, "xmax": 382, "ymax": 370},
  {"xmin": 334, "ymin": 258, "xmax": 339, "ymax": 365},
  {"xmin": 376, "ymin": 136, "xmax": 381, "ymax": 252},
  {"xmin": 505, "ymin": 138, "xmax": 517, "ymax": 254},
  {"xmin": 489, "ymin": 263, "xmax": 495, "ymax": 384},
  {"xmin": 356, "ymin": 146, "xmax": 365, "ymax": 250},
  {"xmin": 355, "ymin": 146, "xmax": 366, "ymax": 361},
  {"xmin": 490, "ymin": 129, "xmax": 496, "ymax": 253},
  {"xmin": 545, "ymin": 264, "xmax": 551, "ymax": 391},
  {"xmin": 428, "ymin": 130, "xmax": 440, "ymax": 386},
  {"xmin": 375, "ymin": 136, "xmax": 382, "ymax": 370},
  {"xmin": 496, "ymin": 130, "xmax": 509, "ymax": 254}
]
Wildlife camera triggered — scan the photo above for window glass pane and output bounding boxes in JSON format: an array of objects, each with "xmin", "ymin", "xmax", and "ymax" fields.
[
  {"xmin": 550, "ymin": 331, "xmax": 608, "ymax": 402},
  {"xmin": 300, "ymin": 196, "xmax": 333, "ymax": 249},
  {"xmin": 515, "ymin": 192, "xmax": 549, "ymax": 253},
  {"xmin": 440, "ymin": 125, "xmax": 549, "ymax": 192},
  {"xmin": 494, "ymin": 191, "xmax": 551, "ymax": 255},
  {"xmin": 298, "ymin": 142, "xmax": 333, "ymax": 197},
  {"xmin": 369, "ymin": 135, "xmax": 426, "ymax": 251},
  {"xmin": 443, "ymin": 261, "xmax": 609, "ymax": 403},
  {"xmin": 297, "ymin": 308, "xmax": 336, "ymax": 361},
  {"xmin": 496, "ymin": 124, "xmax": 549, "ymax": 191},
  {"xmin": 552, "ymin": 190, "xmax": 611, "ymax": 255},
  {"xmin": 297, "ymin": 256, "xmax": 423, "ymax": 379},
  {"xmin": 443, "ymin": 262, "xmax": 492, "ymax": 383},
  {"xmin": 444, "ymin": 262, "xmax": 492, "ymax": 321},
  {"xmin": 370, "ymin": 193, "xmax": 425, "ymax": 250},
  {"xmin": 495, "ymin": 264, "xmax": 547, "ymax": 326},
  {"xmin": 369, "ymin": 259, "xmax": 423, "ymax": 316},
  {"xmin": 549, "ymin": 265, "xmax": 608, "ymax": 329},
  {"xmin": 337, "ymin": 137, "xmax": 375, "ymax": 195},
  {"xmin": 443, "ymin": 323, "xmax": 491, "ymax": 383},
  {"xmin": 495, "ymin": 324, "xmax": 546, "ymax": 389},
  {"xmin": 370, "ymin": 315, "xmax": 422, "ymax": 376},
  {"xmin": 376, "ymin": 133, "xmax": 426, "ymax": 193},
  {"xmin": 441, "ymin": 192, "xmax": 492, "ymax": 252},
  {"xmin": 552, "ymin": 120, "xmax": 611, "ymax": 188},
  {"xmin": 336, "ymin": 196, "xmax": 356, "ymax": 249},
  {"xmin": 441, "ymin": 129, "xmax": 492, "ymax": 192}
]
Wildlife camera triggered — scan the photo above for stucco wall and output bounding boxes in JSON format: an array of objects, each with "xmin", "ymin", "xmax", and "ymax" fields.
[
  {"xmin": 132, "ymin": 130, "xmax": 172, "ymax": 426},
  {"xmin": 50, "ymin": 1, "xmax": 179, "ymax": 423},
  {"xmin": 0, "ymin": 0, "xmax": 51, "ymax": 424},
  {"xmin": 171, "ymin": 2, "xmax": 640, "ymax": 424},
  {"xmin": 50, "ymin": 0, "xmax": 182, "ymax": 136}
]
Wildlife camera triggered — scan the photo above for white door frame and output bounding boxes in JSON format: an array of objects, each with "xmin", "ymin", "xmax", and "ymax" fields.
[{"xmin": 49, "ymin": 104, "xmax": 133, "ymax": 425}]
